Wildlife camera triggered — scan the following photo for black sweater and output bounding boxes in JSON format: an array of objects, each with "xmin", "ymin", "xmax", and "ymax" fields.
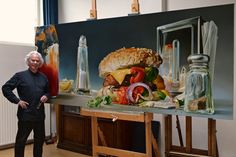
[{"xmin": 2, "ymin": 69, "xmax": 50, "ymax": 121}]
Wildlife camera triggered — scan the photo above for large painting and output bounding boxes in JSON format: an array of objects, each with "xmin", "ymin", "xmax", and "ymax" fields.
[{"xmin": 55, "ymin": 4, "xmax": 233, "ymax": 107}]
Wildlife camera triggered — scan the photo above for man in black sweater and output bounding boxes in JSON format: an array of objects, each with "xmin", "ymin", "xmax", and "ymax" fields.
[{"xmin": 2, "ymin": 51, "xmax": 50, "ymax": 157}]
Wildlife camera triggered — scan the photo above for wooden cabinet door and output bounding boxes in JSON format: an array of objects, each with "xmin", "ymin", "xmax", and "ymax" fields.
[{"xmin": 57, "ymin": 106, "xmax": 92, "ymax": 155}]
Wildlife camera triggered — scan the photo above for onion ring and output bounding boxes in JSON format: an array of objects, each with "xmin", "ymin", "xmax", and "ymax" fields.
[{"xmin": 127, "ymin": 82, "xmax": 153, "ymax": 103}]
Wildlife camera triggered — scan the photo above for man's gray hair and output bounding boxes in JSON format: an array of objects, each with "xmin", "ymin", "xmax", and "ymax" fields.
[{"xmin": 25, "ymin": 51, "xmax": 44, "ymax": 67}]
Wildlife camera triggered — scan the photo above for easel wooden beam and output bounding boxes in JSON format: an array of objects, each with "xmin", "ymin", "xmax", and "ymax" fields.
[
  {"xmin": 80, "ymin": 109, "xmax": 146, "ymax": 122},
  {"xmin": 131, "ymin": 0, "xmax": 140, "ymax": 14},
  {"xmin": 90, "ymin": 0, "xmax": 97, "ymax": 19},
  {"xmin": 208, "ymin": 119, "xmax": 218, "ymax": 157},
  {"xmin": 176, "ymin": 115, "xmax": 184, "ymax": 147},
  {"xmin": 151, "ymin": 132, "xmax": 161, "ymax": 157},
  {"xmin": 186, "ymin": 116, "xmax": 192, "ymax": 153},
  {"xmin": 95, "ymin": 146, "xmax": 146, "ymax": 157}
]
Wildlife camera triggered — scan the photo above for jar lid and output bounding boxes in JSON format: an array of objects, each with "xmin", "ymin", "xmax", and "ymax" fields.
[{"xmin": 187, "ymin": 54, "xmax": 210, "ymax": 64}]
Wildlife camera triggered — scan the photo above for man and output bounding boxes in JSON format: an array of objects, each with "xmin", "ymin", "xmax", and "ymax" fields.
[{"xmin": 2, "ymin": 51, "xmax": 50, "ymax": 157}]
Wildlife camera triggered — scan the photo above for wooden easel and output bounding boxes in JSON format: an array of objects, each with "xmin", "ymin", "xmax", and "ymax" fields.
[
  {"xmin": 89, "ymin": 0, "xmax": 97, "ymax": 19},
  {"xmin": 89, "ymin": 0, "xmax": 140, "ymax": 19},
  {"xmin": 165, "ymin": 115, "xmax": 219, "ymax": 157},
  {"xmin": 80, "ymin": 108, "xmax": 160, "ymax": 157},
  {"xmin": 131, "ymin": 0, "xmax": 140, "ymax": 14}
]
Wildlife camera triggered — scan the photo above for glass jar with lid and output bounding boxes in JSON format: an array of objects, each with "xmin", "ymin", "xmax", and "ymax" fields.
[{"xmin": 184, "ymin": 54, "xmax": 214, "ymax": 114}]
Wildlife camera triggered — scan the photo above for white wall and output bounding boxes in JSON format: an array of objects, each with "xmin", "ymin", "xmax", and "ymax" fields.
[
  {"xmin": 58, "ymin": 0, "xmax": 236, "ymax": 156},
  {"xmin": 0, "ymin": 42, "xmax": 33, "ymax": 85},
  {"xmin": 58, "ymin": 0, "xmax": 163, "ymax": 23},
  {"xmin": 166, "ymin": 0, "xmax": 235, "ymax": 11}
]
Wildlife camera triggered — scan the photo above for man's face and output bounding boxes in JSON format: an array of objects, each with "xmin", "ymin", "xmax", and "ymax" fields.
[{"xmin": 28, "ymin": 54, "xmax": 41, "ymax": 72}]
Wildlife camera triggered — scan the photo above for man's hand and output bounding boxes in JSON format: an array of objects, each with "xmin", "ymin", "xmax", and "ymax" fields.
[
  {"xmin": 40, "ymin": 95, "xmax": 48, "ymax": 103},
  {"xmin": 18, "ymin": 100, "xmax": 29, "ymax": 109}
]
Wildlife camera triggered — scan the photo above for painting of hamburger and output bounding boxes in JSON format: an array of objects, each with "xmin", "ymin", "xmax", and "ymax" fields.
[{"xmin": 97, "ymin": 47, "xmax": 167, "ymax": 105}]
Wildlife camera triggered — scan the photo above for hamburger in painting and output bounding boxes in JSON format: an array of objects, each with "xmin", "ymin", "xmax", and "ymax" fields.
[{"xmin": 97, "ymin": 47, "xmax": 167, "ymax": 105}]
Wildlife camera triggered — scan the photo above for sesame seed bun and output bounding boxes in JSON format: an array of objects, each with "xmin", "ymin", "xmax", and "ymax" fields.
[{"xmin": 99, "ymin": 47, "xmax": 162, "ymax": 77}]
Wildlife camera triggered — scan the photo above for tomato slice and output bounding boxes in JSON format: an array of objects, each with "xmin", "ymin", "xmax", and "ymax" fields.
[
  {"xmin": 117, "ymin": 86, "xmax": 129, "ymax": 105},
  {"xmin": 130, "ymin": 67, "xmax": 145, "ymax": 84}
]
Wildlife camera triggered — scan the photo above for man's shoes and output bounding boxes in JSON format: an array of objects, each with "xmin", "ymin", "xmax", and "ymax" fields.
[{"xmin": 45, "ymin": 135, "xmax": 57, "ymax": 145}]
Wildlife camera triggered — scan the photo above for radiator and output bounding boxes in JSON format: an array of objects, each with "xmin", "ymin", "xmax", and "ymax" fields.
[{"xmin": 0, "ymin": 92, "xmax": 50, "ymax": 147}]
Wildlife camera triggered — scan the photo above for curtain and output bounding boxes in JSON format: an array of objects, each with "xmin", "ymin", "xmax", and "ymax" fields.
[{"xmin": 43, "ymin": 0, "xmax": 58, "ymax": 25}]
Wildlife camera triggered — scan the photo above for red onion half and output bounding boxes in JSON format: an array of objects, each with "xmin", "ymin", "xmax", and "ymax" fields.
[{"xmin": 127, "ymin": 82, "xmax": 153, "ymax": 103}]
